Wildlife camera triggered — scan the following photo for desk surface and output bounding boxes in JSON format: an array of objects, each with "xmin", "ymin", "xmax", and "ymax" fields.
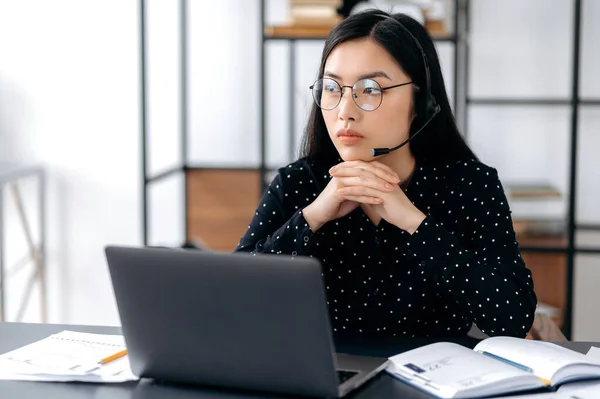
[{"xmin": 0, "ymin": 322, "xmax": 596, "ymax": 399}]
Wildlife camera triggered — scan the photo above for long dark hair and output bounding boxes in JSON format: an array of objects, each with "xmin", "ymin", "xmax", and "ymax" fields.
[{"xmin": 299, "ymin": 10, "xmax": 477, "ymax": 167}]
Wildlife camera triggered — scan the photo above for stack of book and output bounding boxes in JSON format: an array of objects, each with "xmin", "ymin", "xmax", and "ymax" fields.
[
  {"xmin": 504, "ymin": 182, "xmax": 566, "ymax": 237},
  {"xmin": 288, "ymin": 0, "xmax": 342, "ymax": 26}
]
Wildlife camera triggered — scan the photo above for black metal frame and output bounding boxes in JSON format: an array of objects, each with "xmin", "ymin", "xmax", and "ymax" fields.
[
  {"xmin": 463, "ymin": 0, "xmax": 600, "ymax": 339},
  {"xmin": 453, "ymin": 0, "xmax": 465, "ymax": 132},
  {"xmin": 180, "ymin": 0, "xmax": 190, "ymax": 240},
  {"xmin": 139, "ymin": 0, "xmax": 148, "ymax": 246},
  {"xmin": 564, "ymin": 0, "xmax": 583, "ymax": 341},
  {"xmin": 140, "ymin": 0, "xmax": 600, "ymax": 339}
]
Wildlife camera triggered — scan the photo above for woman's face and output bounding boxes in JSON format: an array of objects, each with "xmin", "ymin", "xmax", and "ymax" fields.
[{"xmin": 320, "ymin": 38, "xmax": 415, "ymax": 162}]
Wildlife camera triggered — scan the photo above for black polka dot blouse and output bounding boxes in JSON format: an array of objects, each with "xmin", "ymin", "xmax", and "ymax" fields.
[{"xmin": 235, "ymin": 157, "xmax": 538, "ymax": 340}]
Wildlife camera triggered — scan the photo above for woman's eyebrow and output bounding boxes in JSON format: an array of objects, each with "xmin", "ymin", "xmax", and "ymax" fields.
[{"xmin": 323, "ymin": 70, "xmax": 392, "ymax": 81}]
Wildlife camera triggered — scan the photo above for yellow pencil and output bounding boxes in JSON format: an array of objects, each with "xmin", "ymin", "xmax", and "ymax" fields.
[
  {"xmin": 98, "ymin": 349, "xmax": 128, "ymax": 365},
  {"xmin": 539, "ymin": 377, "xmax": 552, "ymax": 386}
]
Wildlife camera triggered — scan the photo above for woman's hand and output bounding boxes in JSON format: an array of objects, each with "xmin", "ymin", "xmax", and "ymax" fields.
[
  {"xmin": 303, "ymin": 161, "xmax": 401, "ymax": 231},
  {"xmin": 302, "ymin": 175, "xmax": 377, "ymax": 232},
  {"xmin": 329, "ymin": 160, "xmax": 426, "ymax": 234}
]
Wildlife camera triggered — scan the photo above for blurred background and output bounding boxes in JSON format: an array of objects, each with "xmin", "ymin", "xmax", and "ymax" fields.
[{"xmin": 0, "ymin": 0, "xmax": 598, "ymax": 341}]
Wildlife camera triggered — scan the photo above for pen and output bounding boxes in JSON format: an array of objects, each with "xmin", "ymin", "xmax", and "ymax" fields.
[
  {"xmin": 480, "ymin": 351, "xmax": 533, "ymax": 373},
  {"xmin": 98, "ymin": 349, "xmax": 128, "ymax": 365},
  {"xmin": 480, "ymin": 351, "xmax": 553, "ymax": 387}
]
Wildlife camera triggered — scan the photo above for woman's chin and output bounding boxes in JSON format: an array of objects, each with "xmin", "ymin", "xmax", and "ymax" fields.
[{"xmin": 338, "ymin": 148, "xmax": 372, "ymax": 162}]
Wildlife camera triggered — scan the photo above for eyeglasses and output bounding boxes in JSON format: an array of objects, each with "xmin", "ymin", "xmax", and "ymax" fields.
[{"xmin": 309, "ymin": 78, "xmax": 413, "ymax": 112}]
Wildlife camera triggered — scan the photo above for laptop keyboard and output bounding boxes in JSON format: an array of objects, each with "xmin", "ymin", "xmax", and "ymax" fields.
[{"xmin": 337, "ymin": 370, "xmax": 359, "ymax": 383}]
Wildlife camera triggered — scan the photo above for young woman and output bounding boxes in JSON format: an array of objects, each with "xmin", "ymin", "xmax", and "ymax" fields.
[{"xmin": 236, "ymin": 10, "xmax": 537, "ymax": 341}]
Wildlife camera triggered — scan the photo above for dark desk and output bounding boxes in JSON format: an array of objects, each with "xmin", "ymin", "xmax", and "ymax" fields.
[{"xmin": 0, "ymin": 322, "xmax": 596, "ymax": 399}]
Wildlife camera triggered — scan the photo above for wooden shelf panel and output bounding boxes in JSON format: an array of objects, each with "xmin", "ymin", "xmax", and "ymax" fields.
[
  {"xmin": 517, "ymin": 233, "xmax": 568, "ymax": 248},
  {"xmin": 186, "ymin": 169, "xmax": 260, "ymax": 252},
  {"xmin": 264, "ymin": 24, "xmax": 336, "ymax": 39},
  {"xmin": 264, "ymin": 22, "xmax": 453, "ymax": 41}
]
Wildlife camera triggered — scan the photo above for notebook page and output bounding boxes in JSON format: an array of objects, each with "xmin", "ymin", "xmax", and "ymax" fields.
[
  {"xmin": 475, "ymin": 337, "xmax": 600, "ymax": 383},
  {"xmin": 557, "ymin": 379, "xmax": 600, "ymax": 395},
  {"xmin": 387, "ymin": 342, "xmax": 539, "ymax": 398}
]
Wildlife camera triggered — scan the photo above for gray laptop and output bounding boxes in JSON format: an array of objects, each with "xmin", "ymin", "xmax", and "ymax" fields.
[{"xmin": 105, "ymin": 246, "xmax": 388, "ymax": 398}]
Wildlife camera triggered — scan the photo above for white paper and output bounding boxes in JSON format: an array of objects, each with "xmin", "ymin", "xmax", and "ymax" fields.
[
  {"xmin": 586, "ymin": 347, "xmax": 600, "ymax": 361},
  {"xmin": 558, "ymin": 379, "xmax": 600, "ymax": 395},
  {"xmin": 560, "ymin": 383, "xmax": 600, "ymax": 398},
  {"xmin": 488, "ymin": 393, "xmax": 560, "ymax": 399},
  {"xmin": 489, "ymin": 382, "xmax": 600, "ymax": 398},
  {"xmin": 0, "ymin": 330, "xmax": 138, "ymax": 383}
]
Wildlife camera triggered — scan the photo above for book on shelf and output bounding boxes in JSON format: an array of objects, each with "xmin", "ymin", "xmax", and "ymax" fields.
[
  {"xmin": 264, "ymin": 24, "xmax": 338, "ymax": 39},
  {"xmin": 512, "ymin": 218, "xmax": 566, "ymax": 237},
  {"xmin": 504, "ymin": 182, "xmax": 562, "ymax": 200},
  {"xmin": 504, "ymin": 182, "xmax": 566, "ymax": 232},
  {"xmin": 289, "ymin": 2, "xmax": 341, "ymax": 27},
  {"xmin": 290, "ymin": 16, "xmax": 341, "ymax": 27},
  {"xmin": 386, "ymin": 336, "xmax": 600, "ymax": 398},
  {"xmin": 289, "ymin": 0, "xmax": 341, "ymax": 6},
  {"xmin": 290, "ymin": 4, "xmax": 338, "ymax": 19}
]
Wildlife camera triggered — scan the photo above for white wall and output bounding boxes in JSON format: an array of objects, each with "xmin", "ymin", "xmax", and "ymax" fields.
[
  {"xmin": 0, "ymin": 0, "xmax": 141, "ymax": 325},
  {"xmin": 144, "ymin": 0, "xmax": 185, "ymax": 247},
  {"xmin": 1, "ymin": 0, "xmax": 599, "ymax": 338},
  {"xmin": 146, "ymin": 0, "xmax": 183, "ymax": 177}
]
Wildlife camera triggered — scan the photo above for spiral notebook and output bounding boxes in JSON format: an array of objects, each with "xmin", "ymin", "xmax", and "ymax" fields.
[{"xmin": 0, "ymin": 330, "xmax": 137, "ymax": 382}]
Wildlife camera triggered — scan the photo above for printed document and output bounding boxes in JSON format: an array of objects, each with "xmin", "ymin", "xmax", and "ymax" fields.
[{"xmin": 0, "ymin": 330, "xmax": 137, "ymax": 382}]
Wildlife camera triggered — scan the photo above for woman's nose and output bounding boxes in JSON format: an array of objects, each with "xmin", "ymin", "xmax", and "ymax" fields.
[{"xmin": 337, "ymin": 87, "xmax": 360, "ymax": 121}]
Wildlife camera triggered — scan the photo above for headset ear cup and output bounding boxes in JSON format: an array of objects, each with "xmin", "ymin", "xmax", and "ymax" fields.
[
  {"xmin": 426, "ymin": 96, "xmax": 440, "ymax": 119},
  {"xmin": 417, "ymin": 88, "xmax": 429, "ymax": 120}
]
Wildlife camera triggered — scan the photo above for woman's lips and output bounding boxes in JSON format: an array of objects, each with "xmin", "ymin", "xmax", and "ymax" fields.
[
  {"xmin": 337, "ymin": 129, "xmax": 364, "ymax": 145},
  {"xmin": 338, "ymin": 135, "xmax": 364, "ymax": 145}
]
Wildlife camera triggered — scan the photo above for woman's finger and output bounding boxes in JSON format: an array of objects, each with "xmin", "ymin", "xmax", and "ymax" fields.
[
  {"xmin": 332, "ymin": 161, "xmax": 399, "ymax": 184},
  {"xmin": 354, "ymin": 164, "xmax": 399, "ymax": 185},
  {"xmin": 338, "ymin": 186, "xmax": 387, "ymax": 199},
  {"xmin": 368, "ymin": 161, "xmax": 402, "ymax": 180},
  {"xmin": 335, "ymin": 174, "xmax": 394, "ymax": 192},
  {"xmin": 338, "ymin": 194, "xmax": 383, "ymax": 204}
]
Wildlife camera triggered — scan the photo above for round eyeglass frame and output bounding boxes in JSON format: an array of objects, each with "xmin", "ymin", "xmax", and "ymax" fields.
[{"xmin": 309, "ymin": 78, "xmax": 414, "ymax": 112}]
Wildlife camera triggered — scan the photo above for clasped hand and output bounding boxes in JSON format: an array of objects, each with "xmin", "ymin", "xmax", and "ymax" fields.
[{"xmin": 303, "ymin": 160, "xmax": 426, "ymax": 234}]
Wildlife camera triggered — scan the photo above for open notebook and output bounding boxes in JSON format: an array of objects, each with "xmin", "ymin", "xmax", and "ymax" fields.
[{"xmin": 386, "ymin": 337, "xmax": 600, "ymax": 399}]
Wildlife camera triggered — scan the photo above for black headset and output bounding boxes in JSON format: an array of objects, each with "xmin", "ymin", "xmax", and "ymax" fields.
[{"xmin": 371, "ymin": 13, "xmax": 441, "ymax": 157}]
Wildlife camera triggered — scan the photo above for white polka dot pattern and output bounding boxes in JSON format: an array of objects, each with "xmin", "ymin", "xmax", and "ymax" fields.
[{"xmin": 235, "ymin": 158, "xmax": 537, "ymax": 339}]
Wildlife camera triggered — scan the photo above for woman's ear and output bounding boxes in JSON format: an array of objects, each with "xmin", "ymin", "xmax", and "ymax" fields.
[{"xmin": 410, "ymin": 101, "xmax": 417, "ymax": 122}]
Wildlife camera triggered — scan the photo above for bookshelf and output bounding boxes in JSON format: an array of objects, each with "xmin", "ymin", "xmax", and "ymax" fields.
[
  {"xmin": 461, "ymin": 0, "xmax": 600, "ymax": 339},
  {"xmin": 139, "ymin": 0, "xmax": 600, "ymax": 339}
]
